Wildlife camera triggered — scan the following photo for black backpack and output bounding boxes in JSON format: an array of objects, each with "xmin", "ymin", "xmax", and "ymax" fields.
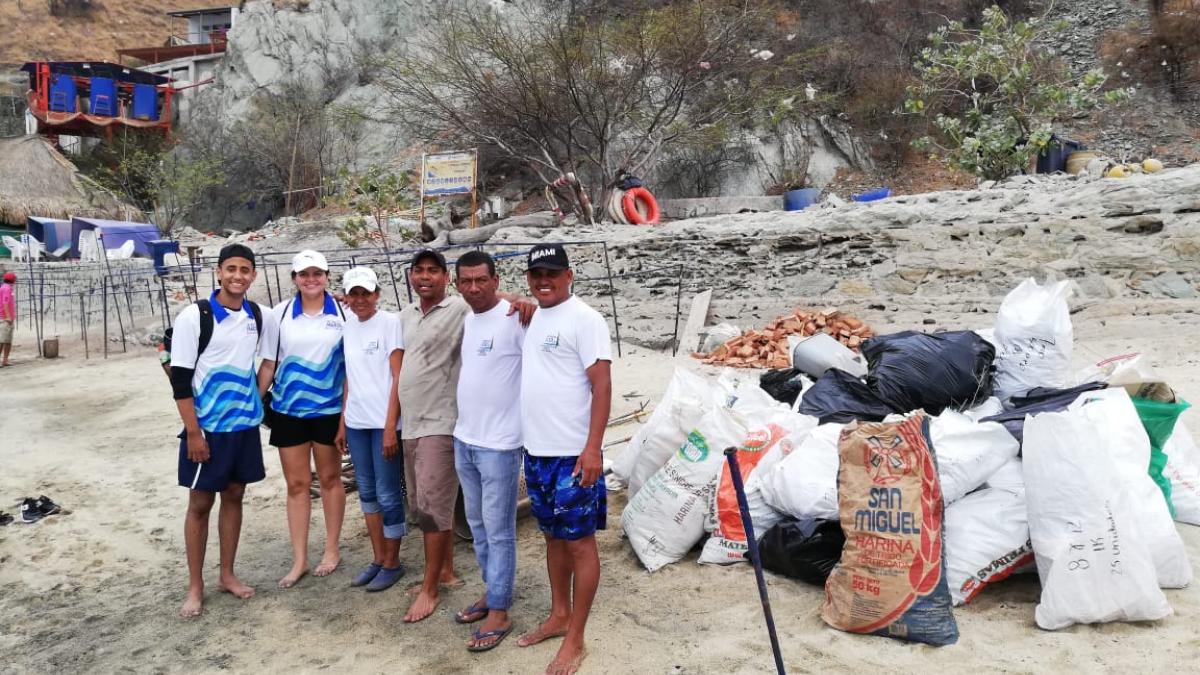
[{"xmin": 159, "ymin": 299, "xmax": 263, "ymax": 376}]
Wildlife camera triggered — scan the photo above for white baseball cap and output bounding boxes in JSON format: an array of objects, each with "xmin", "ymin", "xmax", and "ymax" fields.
[
  {"xmin": 343, "ymin": 266, "xmax": 379, "ymax": 293},
  {"xmin": 292, "ymin": 249, "xmax": 329, "ymax": 273}
]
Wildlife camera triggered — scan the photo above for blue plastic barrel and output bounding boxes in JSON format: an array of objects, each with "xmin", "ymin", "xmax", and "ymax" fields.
[
  {"xmin": 131, "ymin": 84, "xmax": 158, "ymax": 121},
  {"xmin": 784, "ymin": 188, "xmax": 821, "ymax": 211},
  {"xmin": 852, "ymin": 188, "xmax": 890, "ymax": 202}
]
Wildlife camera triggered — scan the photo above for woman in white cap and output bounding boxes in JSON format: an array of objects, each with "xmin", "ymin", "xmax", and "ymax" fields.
[
  {"xmin": 334, "ymin": 266, "xmax": 407, "ymax": 592},
  {"xmin": 257, "ymin": 249, "xmax": 347, "ymax": 588}
]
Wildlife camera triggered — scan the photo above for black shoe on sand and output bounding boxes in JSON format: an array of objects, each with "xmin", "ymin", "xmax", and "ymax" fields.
[
  {"xmin": 34, "ymin": 495, "xmax": 61, "ymax": 516},
  {"xmin": 0, "ymin": 512, "xmax": 12, "ymax": 526},
  {"xmin": 19, "ymin": 499, "xmax": 44, "ymax": 524}
]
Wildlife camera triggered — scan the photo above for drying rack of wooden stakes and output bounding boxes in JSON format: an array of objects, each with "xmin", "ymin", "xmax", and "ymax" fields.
[{"xmin": 695, "ymin": 308, "xmax": 875, "ymax": 369}]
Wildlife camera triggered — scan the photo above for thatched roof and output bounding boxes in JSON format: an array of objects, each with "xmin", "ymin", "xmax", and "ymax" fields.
[{"xmin": 0, "ymin": 135, "xmax": 141, "ymax": 226}]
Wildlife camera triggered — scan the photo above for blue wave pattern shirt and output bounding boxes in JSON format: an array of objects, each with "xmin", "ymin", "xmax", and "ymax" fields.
[
  {"xmin": 170, "ymin": 292, "xmax": 264, "ymax": 433},
  {"xmin": 260, "ymin": 293, "xmax": 346, "ymax": 419}
]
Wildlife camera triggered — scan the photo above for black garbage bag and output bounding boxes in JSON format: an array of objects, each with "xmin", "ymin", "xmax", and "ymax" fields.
[
  {"xmin": 862, "ymin": 330, "xmax": 995, "ymax": 415},
  {"xmin": 759, "ymin": 368, "xmax": 807, "ymax": 406},
  {"xmin": 983, "ymin": 381, "xmax": 1107, "ymax": 443},
  {"xmin": 760, "ymin": 519, "xmax": 846, "ymax": 586},
  {"xmin": 798, "ymin": 369, "xmax": 893, "ymax": 424}
]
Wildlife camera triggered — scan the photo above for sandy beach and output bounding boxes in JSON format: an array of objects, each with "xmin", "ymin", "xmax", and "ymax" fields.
[{"xmin": 3, "ymin": 301, "xmax": 1200, "ymax": 674}]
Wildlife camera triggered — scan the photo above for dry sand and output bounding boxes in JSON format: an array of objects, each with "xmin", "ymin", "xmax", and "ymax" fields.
[{"xmin": 2, "ymin": 302, "xmax": 1200, "ymax": 674}]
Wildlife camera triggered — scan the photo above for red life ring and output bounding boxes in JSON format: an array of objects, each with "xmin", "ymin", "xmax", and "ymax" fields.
[{"xmin": 622, "ymin": 187, "xmax": 661, "ymax": 224}]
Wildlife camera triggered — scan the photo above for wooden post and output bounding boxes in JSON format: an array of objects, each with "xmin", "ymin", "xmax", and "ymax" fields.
[
  {"xmin": 418, "ymin": 153, "xmax": 428, "ymax": 227},
  {"xmin": 470, "ymin": 148, "xmax": 479, "ymax": 229}
]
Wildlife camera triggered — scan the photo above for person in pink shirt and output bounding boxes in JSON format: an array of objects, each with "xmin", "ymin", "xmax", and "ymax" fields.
[{"xmin": 0, "ymin": 271, "xmax": 16, "ymax": 366}]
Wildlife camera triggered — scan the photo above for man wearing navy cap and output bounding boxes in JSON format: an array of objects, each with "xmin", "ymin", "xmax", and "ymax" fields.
[{"xmin": 515, "ymin": 243, "xmax": 612, "ymax": 675}]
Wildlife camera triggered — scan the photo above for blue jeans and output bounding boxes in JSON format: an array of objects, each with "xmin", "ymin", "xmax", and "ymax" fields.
[
  {"xmin": 454, "ymin": 438, "xmax": 521, "ymax": 611},
  {"xmin": 346, "ymin": 427, "xmax": 407, "ymax": 540}
]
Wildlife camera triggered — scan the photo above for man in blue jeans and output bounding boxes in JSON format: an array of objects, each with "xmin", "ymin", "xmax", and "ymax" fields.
[{"xmin": 452, "ymin": 250, "xmax": 527, "ymax": 652}]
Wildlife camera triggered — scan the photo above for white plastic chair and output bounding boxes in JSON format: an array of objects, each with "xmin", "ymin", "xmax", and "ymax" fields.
[
  {"xmin": 78, "ymin": 229, "xmax": 101, "ymax": 262},
  {"xmin": 21, "ymin": 234, "xmax": 45, "ymax": 261},
  {"xmin": 2, "ymin": 235, "xmax": 26, "ymax": 261},
  {"xmin": 106, "ymin": 239, "xmax": 135, "ymax": 260}
]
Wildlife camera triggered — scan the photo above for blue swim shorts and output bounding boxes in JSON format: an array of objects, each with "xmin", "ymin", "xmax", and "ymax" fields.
[{"xmin": 524, "ymin": 453, "xmax": 607, "ymax": 541}]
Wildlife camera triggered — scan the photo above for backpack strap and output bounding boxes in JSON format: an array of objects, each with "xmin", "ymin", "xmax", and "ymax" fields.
[
  {"xmin": 248, "ymin": 301, "xmax": 264, "ymax": 337},
  {"xmin": 196, "ymin": 299, "xmax": 215, "ymax": 359}
]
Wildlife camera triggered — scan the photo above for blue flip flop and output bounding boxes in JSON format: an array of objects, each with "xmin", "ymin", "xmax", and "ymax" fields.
[
  {"xmin": 351, "ymin": 562, "xmax": 382, "ymax": 588},
  {"xmin": 365, "ymin": 564, "xmax": 405, "ymax": 592},
  {"xmin": 467, "ymin": 625, "xmax": 513, "ymax": 652},
  {"xmin": 454, "ymin": 599, "xmax": 489, "ymax": 624}
]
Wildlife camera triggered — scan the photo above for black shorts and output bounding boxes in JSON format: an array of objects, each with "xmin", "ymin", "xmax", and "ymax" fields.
[
  {"xmin": 269, "ymin": 412, "xmax": 341, "ymax": 448},
  {"xmin": 178, "ymin": 427, "xmax": 265, "ymax": 492}
]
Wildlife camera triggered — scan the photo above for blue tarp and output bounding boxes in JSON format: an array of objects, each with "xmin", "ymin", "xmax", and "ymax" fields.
[
  {"xmin": 69, "ymin": 217, "xmax": 160, "ymax": 257},
  {"xmin": 26, "ymin": 216, "xmax": 71, "ymax": 252}
]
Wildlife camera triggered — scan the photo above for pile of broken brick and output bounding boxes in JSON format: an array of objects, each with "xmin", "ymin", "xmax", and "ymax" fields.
[{"xmin": 695, "ymin": 308, "xmax": 874, "ymax": 369}]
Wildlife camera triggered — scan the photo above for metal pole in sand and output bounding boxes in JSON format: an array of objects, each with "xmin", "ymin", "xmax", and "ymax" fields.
[
  {"xmin": 671, "ymin": 263, "xmax": 684, "ymax": 357},
  {"xmin": 97, "ymin": 234, "xmax": 127, "ymax": 352},
  {"xmin": 81, "ymin": 293, "xmax": 88, "ymax": 360},
  {"xmin": 601, "ymin": 242, "xmax": 622, "ymax": 357},
  {"xmin": 723, "ymin": 447, "xmax": 786, "ymax": 675},
  {"xmin": 102, "ymin": 277, "xmax": 109, "ymax": 359}
]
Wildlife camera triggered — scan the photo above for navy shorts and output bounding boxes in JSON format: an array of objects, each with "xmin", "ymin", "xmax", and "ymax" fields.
[
  {"xmin": 524, "ymin": 454, "xmax": 607, "ymax": 541},
  {"xmin": 178, "ymin": 427, "xmax": 266, "ymax": 492}
]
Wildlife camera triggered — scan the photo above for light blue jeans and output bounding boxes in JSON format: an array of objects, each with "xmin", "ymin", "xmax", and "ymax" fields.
[
  {"xmin": 453, "ymin": 438, "xmax": 521, "ymax": 611},
  {"xmin": 346, "ymin": 427, "xmax": 407, "ymax": 540}
]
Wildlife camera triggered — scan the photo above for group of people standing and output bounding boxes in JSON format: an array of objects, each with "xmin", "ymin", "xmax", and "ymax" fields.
[{"xmin": 168, "ymin": 241, "xmax": 611, "ymax": 674}]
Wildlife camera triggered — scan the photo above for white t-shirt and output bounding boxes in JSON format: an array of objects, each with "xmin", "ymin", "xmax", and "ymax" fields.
[
  {"xmin": 172, "ymin": 295, "xmax": 263, "ymax": 433},
  {"xmin": 455, "ymin": 299, "xmax": 526, "ymax": 449},
  {"xmin": 343, "ymin": 310, "xmax": 404, "ymax": 430},
  {"xmin": 520, "ymin": 295, "xmax": 612, "ymax": 457},
  {"xmin": 259, "ymin": 294, "xmax": 346, "ymax": 418}
]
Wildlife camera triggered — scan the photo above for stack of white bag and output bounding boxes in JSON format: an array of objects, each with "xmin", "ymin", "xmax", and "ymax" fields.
[
  {"xmin": 699, "ymin": 411, "xmax": 818, "ymax": 565},
  {"xmin": 944, "ymin": 458, "xmax": 1034, "ymax": 606},
  {"xmin": 619, "ymin": 374, "xmax": 791, "ymax": 572},
  {"xmin": 759, "ymin": 410, "xmax": 1019, "ymax": 522},
  {"xmin": 1023, "ymin": 387, "xmax": 1190, "ymax": 630},
  {"xmin": 992, "ymin": 278, "xmax": 1074, "ymax": 405}
]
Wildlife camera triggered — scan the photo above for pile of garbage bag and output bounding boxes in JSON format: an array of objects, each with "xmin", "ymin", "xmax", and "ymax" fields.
[{"xmin": 613, "ymin": 277, "xmax": 1199, "ymax": 643}]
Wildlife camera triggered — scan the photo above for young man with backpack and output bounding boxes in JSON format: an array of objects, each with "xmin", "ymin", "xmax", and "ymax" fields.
[{"xmin": 168, "ymin": 244, "xmax": 266, "ymax": 618}]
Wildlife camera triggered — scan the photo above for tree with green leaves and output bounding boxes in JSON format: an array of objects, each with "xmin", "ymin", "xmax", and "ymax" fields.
[
  {"xmin": 325, "ymin": 165, "xmax": 417, "ymax": 251},
  {"xmin": 905, "ymin": 5, "xmax": 1128, "ymax": 181}
]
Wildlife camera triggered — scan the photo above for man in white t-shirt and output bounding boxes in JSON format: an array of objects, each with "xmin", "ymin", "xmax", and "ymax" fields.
[
  {"xmin": 169, "ymin": 244, "xmax": 265, "ymax": 619},
  {"xmin": 515, "ymin": 243, "xmax": 612, "ymax": 675},
  {"xmin": 451, "ymin": 250, "xmax": 526, "ymax": 652}
]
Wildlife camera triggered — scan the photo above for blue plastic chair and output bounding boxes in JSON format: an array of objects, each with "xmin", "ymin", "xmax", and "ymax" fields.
[
  {"xmin": 89, "ymin": 77, "xmax": 117, "ymax": 116},
  {"xmin": 49, "ymin": 73, "xmax": 77, "ymax": 113}
]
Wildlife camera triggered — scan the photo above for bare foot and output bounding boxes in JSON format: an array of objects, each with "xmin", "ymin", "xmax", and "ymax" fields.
[
  {"xmin": 517, "ymin": 616, "xmax": 571, "ymax": 647},
  {"xmin": 279, "ymin": 563, "xmax": 309, "ymax": 589},
  {"xmin": 217, "ymin": 573, "xmax": 255, "ymax": 599},
  {"xmin": 439, "ymin": 571, "xmax": 463, "ymax": 587},
  {"xmin": 402, "ymin": 589, "xmax": 440, "ymax": 623},
  {"xmin": 407, "ymin": 579, "xmax": 464, "ymax": 597},
  {"xmin": 546, "ymin": 643, "xmax": 587, "ymax": 675},
  {"xmin": 314, "ymin": 553, "xmax": 340, "ymax": 577},
  {"xmin": 179, "ymin": 588, "xmax": 204, "ymax": 619}
]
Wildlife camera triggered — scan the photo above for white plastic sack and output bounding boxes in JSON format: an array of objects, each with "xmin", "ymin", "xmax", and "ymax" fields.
[
  {"xmin": 759, "ymin": 423, "xmax": 844, "ymax": 521},
  {"xmin": 1164, "ymin": 422, "xmax": 1200, "ymax": 525},
  {"xmin": 992, "ymin": 279, "xmax": 1074, "ymax": 404},
  {"xmin": 700, "ymin": 411, "xmax": 819, "ymax": 565},
  {"xmin": 1024, "ymin": 409, "xmax": 1172, "ymax": 630},
  {"xmin": 614, "ymin": 367, "xmax": 721, "ymax": 497},
  {"xmin": 621, "ymin": 406, "xmax": 748, "ymax": 572},
  {"xmin": 1068, "ymin": 388, "xmax": 1192, "ymax": 588},
  {"xmin": 945, "ymin": 480, "xmax": 1033, "ymax": 605},
  {"xmin": 931, "ymin": 410, "xmax": 1020, "ymax": 505},
  {"xmin": 984, "ymin": 456, "xmax": 1026, "ymax": 492},
  {"xmin": 964, "ymin": 396, "xmax": 1004, "ymax": 421}
]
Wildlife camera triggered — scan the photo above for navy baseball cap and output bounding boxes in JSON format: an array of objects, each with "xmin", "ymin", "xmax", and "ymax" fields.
[
  {"xmin": 527, "ymin": 243, "xmax": 569, "ymax": 271},
  {"xmin": 217, "ymin": 243, "xmax": 256, "ymax": 268},
  {"xmin": 412, "ymin": 248, "xmax": 447, "ymax": 271}
]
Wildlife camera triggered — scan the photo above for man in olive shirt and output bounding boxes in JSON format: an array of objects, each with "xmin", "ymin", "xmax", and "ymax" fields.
[{"xmin": 399, "ymin": 249, "xmax": 470, "ymax": 623}]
